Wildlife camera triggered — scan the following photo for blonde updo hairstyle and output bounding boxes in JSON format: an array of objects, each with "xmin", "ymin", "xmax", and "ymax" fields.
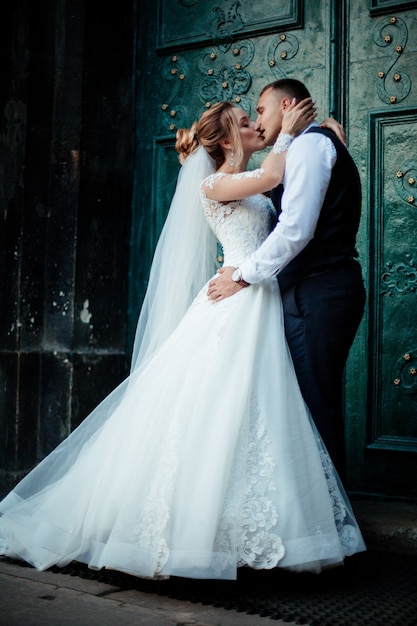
[{"xmin": 175, "ymin": 101, "xmax": 243, "ymax": 172}]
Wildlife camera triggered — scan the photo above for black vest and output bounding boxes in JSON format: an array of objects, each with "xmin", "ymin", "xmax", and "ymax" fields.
[{"xmin": 272, "ymin": 127, "xmax": 362, "ymax": 293}]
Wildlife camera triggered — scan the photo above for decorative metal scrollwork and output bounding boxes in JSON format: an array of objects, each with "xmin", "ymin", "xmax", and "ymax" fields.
[
  {"xmin": 381, "ymin": 258, "xmax": 417, "ymax": 296},
  {"xmin": 393, "ymin": 349, "xmax": 417, "ymax": 395},
  {"xmin": 212, "ymin": 1, "xmax": 245, "ymax": 36},
  {"xmin": 198, "ymin": 40, "xmax": 254, "ymax": 114},
  {"xmin": 267, "ymin": 33, "xmax": 300, "ymax": 78},
  {"xmin": 395, "ymin": 164, "xmax": 417, "ymax": 208},
  {"xmin": 373, "ymin": 16, "xmax": 411, "ymax": 105},
  {"xmin": 160, "ymin": 55, "xmax": 188, "ymax": 131}
]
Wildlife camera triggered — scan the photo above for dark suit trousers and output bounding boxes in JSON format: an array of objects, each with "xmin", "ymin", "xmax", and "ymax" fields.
[{"xmin": 280, "ymin": 263, "xmax": 366, "ymax": 483}]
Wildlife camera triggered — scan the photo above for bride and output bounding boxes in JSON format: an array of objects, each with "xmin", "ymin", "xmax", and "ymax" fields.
[{"xmin": 0, "ymin": 98, "xmax": 365, "ymax": 580}]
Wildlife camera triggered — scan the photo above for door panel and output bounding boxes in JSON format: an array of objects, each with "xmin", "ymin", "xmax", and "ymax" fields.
[
  {"xmin": 158, "ymin": 0, "xmax": 303, "ymax": 51},
  {"xmin": 346, "ymin": 3, "xmax": 417, "ymax": 497}
]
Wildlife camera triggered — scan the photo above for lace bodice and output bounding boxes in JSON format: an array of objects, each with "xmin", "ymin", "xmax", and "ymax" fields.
[{"xmin": 201, "ymin": 172, "xmax": 276, "ymax": 267}]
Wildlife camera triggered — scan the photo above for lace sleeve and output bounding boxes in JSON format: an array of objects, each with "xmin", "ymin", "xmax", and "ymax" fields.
[
  {"xmin": 201, "ymin": 160, "xmax": 284, "ymax": 204},
  {"xmin": 201, "ymin": 173, "xmax": 238, "ymax": 227},
  {"xmin": 202, "ymin": 172, "xmax": 227, "ymax": 190},
  {"xmin": 231, "ymin": 168, "xmax": 265, "ymax": 180}
]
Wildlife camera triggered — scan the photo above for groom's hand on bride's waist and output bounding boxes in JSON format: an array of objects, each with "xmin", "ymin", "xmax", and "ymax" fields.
[{"xmin": 207, "ymin": 266, "xmax": 250, "ymax": 302}]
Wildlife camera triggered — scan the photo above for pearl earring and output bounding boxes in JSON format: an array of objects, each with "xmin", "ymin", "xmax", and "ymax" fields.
[{"xmin": 229, "ymin": 150, "xmax": 234, "ymax": 167}]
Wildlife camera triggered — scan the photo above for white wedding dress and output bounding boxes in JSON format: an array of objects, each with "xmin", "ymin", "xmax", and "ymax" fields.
[{"xmin": 0, "ymin": 174, "xmax": 365, "ymax": 580}]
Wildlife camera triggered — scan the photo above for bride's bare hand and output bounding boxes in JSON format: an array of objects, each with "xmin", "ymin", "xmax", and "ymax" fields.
[
  {"xmin": 321, "ymin": 118, "xmax": 347, "ymax": 145},
  {"xmin": 281, "ymin": 97, "xmax": 317, "ymax": 137}
]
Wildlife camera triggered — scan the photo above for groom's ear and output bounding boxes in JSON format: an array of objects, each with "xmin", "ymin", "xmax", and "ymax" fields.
[{"xmin": 281, "ymin": 96, "xmax": 293, "ymax": 110}]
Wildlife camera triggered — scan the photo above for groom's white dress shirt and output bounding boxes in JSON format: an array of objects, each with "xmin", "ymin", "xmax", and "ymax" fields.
[{"xmin": 239, "ymin": 122, "xmax": 337, "ymax": 284}]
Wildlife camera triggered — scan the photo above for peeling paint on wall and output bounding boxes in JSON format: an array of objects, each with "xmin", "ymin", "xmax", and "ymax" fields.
[{"xmin": 80, "ymin": 299, "xmax": 92, "ymax": 324}]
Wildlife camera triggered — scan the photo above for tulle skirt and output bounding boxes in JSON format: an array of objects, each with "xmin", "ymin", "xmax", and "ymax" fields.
[{"xmin": 0, "ymin": 277, "xmax": 365, "ymax": 579}]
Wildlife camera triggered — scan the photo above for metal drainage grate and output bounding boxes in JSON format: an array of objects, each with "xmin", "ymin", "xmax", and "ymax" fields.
[{"xmin": 11, "ymin": 550, "xmax": 417, "ymax": 625}]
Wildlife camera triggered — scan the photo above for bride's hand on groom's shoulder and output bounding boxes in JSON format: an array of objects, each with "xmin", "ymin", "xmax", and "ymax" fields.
[{"xmin": 320, "ymin": 118, "xmax": 347, "ymax": 146}]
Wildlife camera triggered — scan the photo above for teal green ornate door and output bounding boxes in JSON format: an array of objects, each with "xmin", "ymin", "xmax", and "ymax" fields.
[
  {"xmin": 345, "ymin": 1, "xmax": 417, "ymax": 498},
  {"xmin": 131, "ymin": 0, "xmax": 417, "ymax": 498}
]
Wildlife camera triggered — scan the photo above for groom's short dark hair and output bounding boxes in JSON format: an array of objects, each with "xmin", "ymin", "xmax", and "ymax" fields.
[{"xmin": 260, "ymin": 78, "xmax": 311, "ymax": 102}]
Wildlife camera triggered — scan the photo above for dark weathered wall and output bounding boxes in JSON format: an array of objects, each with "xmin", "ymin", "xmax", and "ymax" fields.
[{"xmin": 0, "ymin": 0, "xmax": 135, "ymax": 494}]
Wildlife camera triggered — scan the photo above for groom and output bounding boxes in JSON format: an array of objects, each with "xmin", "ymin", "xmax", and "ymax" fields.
[{"xmin": 208, "ymin": 78, "xmax": 365, "ymax": 483}]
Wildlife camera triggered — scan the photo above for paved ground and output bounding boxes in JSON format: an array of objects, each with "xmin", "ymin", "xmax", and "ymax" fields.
[
  {"xmin": 1, "ymin": 548, "xmax": 417, "ymax": 626},
  {"xmin": 0, "ymin": 558, "xmax": 292, "ymax": 626}
]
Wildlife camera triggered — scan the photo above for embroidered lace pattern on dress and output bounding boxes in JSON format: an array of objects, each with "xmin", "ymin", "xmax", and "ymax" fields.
[
  {"xmin": 120, "ymin": 412, "xmax": 182, "ymax": 574},
  {"xmin": 231, "ymin": 168, "xmax": 265, "ymax": 180},
  {"xmin": 201, "ymin": 173, "xmax": 237, "ymax": 227},
  {"xmin": 212, "ymin": 393, "xmax": 285, "ymax": 574},
  {"xmin": 315, "ymin": 433, "xmax": 361, "ymax": 556},
  {"xmin": 200, "ymin": 176, "xmax": 275, "ymax": 268}
]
